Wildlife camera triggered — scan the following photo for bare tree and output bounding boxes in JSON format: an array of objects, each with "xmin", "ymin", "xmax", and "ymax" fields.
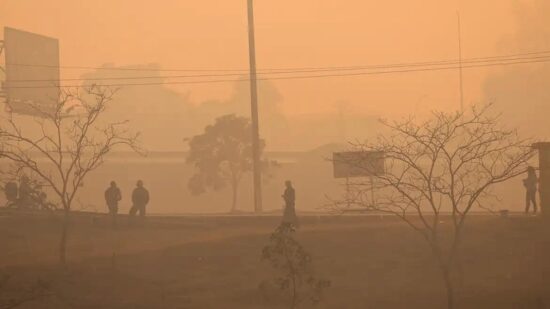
[
  {"xmin": 0, "ymin": 85, "xmax": 141, "ymax": 264},
  {"xmin": 332, "ymin": 104, "xmax": 535, "ymax": 309}
]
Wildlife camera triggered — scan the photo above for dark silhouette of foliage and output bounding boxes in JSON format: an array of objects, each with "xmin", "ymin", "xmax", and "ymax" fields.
[
  {"xmin": 261, "ymin": 223, "xmax": 330, "ymax": 308},
  {"xmin": 186, "ymin": 114, "xmax": 267, "ymax": 212}
]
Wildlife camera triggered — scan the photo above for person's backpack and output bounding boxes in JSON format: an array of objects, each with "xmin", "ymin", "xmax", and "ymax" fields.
[{"xmin": 4, "ymin": 182, "xmax": 18, "ymax": 202}]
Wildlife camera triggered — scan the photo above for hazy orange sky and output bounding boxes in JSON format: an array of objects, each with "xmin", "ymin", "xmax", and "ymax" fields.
[{"xmin": 1, "ymin": 0, "xmax": 529, "ymax": 115}]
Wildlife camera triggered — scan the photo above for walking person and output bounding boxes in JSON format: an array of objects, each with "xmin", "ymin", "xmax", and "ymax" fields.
[
  {"xmin": 282, "ymin": 180, "xmax": 298, "ymax": 227},
  {"xmin": 130, "ymin": 180, "xmax": 149, "ymax": 219},
  {"xmin": 524, "ymin": 166, "xmax": 538, "ymax": 214},
  {"xmin": 105, "ymin": 181, "xmax": 122, "ymax": 226}
]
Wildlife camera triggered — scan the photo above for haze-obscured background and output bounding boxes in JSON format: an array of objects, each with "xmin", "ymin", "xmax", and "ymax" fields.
[{"xmin": 1, "ymin": 0, "xmax": 548, "ymax": 213}]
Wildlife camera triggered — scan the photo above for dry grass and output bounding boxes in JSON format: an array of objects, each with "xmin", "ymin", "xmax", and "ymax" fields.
[{"xmin": 0, "ymin": 211, "xmax": 549, "ymax": 308}]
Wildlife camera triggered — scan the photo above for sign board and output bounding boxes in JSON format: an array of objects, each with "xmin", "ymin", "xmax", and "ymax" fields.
[
  {"xmin": 4, "ymin": 27, "xmax": 60, "ymax": 116},
  {"xmin": 333, "ymin": 151, "xmax": 385, "ymax": 178}
]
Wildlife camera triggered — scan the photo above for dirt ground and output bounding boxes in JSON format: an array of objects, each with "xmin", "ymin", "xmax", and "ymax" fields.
[{"xmin": 1, "ymin": 210, "xmax": 549, "ymax": 309}]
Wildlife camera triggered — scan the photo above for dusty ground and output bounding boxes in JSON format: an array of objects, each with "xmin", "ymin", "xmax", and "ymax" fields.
[{"xmin": 1, "ymin": 210, "xmax": 549, "ymax": 308}]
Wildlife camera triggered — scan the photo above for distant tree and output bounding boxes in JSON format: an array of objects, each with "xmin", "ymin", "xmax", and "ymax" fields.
[
  {"xmin": 0, "ymin": 85, "xmax": 141, "ymax": 265},
  {"xmin": 261, "ymin": 223, "xmax": 330, "ymax": 309},
  {"xmin": 186, "ymin": 114, "xmax": 268, "ymax": 212},
  {"xmin": 332, "ymin": 104, "xmax": 534, "ymax": 309}
]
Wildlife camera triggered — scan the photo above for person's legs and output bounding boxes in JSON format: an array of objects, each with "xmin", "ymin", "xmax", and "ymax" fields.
[
  {"xmin": 139, "ymin": 205, "xmax": 146, "ymax": 217},
  {"xmin": 526, "ymin": 191, "xmax": 532, "ymax": 213},
  {"xmin": 109, "ymin": 205, "xmax": 118, "ymax": 227},
  {"xmin": 531, "ymin": 192, "xmax": 538, "ymax": 213}
]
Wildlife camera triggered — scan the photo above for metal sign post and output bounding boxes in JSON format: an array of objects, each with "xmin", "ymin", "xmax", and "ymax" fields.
[{"xmin": 0, "ymin": 40, "xmax": 5, "ymax": 101}]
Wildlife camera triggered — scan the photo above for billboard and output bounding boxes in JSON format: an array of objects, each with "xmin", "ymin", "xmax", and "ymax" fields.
[
  {"xmin": 333, "ymin": 151, "xmax": 385, "ymax": 178},
  {"xmin": 4, "ymin": 27, "xmax": 60, "ymax": 116}
]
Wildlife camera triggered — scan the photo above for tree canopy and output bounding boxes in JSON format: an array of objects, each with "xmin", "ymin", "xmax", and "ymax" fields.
[{"xmin": 186, "ymin": 114, "xmax": 266, "ymax": 211}]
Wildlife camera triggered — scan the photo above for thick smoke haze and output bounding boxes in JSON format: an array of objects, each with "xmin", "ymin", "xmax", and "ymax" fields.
[
  {"xmin": 78, "ymin": 65, "xmax": 380, "ymax": 151},
  {"xmin": 0, "ymin": 0, "xmax": 527, "ymax": 142},
  {"xmin": 484, "ymin": 0, "xmax": 550, "ymax": 139},
  {"xmin": 2, "ymin": 1, "xmax": 550, "ymax": 309}
]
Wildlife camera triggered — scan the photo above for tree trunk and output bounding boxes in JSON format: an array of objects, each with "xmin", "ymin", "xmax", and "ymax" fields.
[
  {"xmin": 59, "ymin": 209, "xmax": 70, "ymax": 265},
  {"xmin": 291, "ymin": 273, "xmax": 297, "ymax": 309},
  {"xmin": 231, "ymin": 180, "xmax": 238, "ymax": 213},
  {"xmin": 443, "ymin": 269, "xmax": 455, "ymax": 309},
  {"xmin": 432, "ymin": 242, "xmax": 456, "ymax": 309}
]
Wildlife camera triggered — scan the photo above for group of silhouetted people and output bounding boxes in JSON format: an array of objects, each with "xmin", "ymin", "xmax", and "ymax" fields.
[
  {"xmin": 3, "ymin": 176, "xmax": 54, "ymax": 210},
  {"xmin": 103, "ymin": 179, "xmax": 299, "ymax": 226},
  {"xmin": 4, "ymin": 176, "xmax": 33, "ymax": 208},
  {"xmin": 98, "ymin": 166, "xmax": 539, "ymax": 225},
  {"xmin": 98, "ymin": 165, "xmax": 540, "ymax": 224},
  {"xmin": 105, "ymin": 180, "xmax": 150, "ymax": 225}
]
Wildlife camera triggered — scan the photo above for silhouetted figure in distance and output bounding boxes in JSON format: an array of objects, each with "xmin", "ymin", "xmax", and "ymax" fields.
[
  {"xmin": 524, "ymin": 166, "xmax": 538, "ymax": 214},
  {"xmin": 4, "ymin": 181, "xmax": 18, "ymax": 208},
  {"xmin": 105, "ymin": 181, "xmax": 122, "ymax": 225},
  {"xmin": 282, "ymin": 180, "xmax": 298, "ymax": 226},
  {"xmin": 130, "ymin": 180, "xmax": 149, "ymax": 218},
  {"xmin": 18, "ymin": 176, "xmax": 32, "ymax": 209}
]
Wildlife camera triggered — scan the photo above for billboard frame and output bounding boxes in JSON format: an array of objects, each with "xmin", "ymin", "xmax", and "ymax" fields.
[
  {"xmin": 3, "ymin": 27, "xmax": 60, "ymax": 117},
  {"xmin": 332, "ymin": 151, "xmax": 385, "ymax": 179},
  {"xmin": 332, "ymin": 151, "xmax": 385, "ymax": 209}
]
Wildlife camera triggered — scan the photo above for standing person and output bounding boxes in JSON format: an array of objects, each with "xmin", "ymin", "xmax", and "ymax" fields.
[
  {"xmin": 523, "ymin": 166, "xmax": 538, "ymax": 214},
  {"xmin": 105, "ymin": 181, "xmax": 122, "ymax": 225},
  {"xmin": 130, "ymin": 180, "xmax": 149, "ymax": 218},
  {"xmin": 18, "ymin": 176, "xmax": 33, "ymax": 209},
  {"xmin": 282, "ymin": 180, "xmax": 298, "ymax": 226},
  {"xmin": 4, "ymin": 181, "xmax": 18, "ymax": 208}
]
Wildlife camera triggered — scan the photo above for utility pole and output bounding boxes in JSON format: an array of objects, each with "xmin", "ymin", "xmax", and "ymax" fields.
[
  {"xmin": 0, "ymin": 41, "xmax": 6, "ymax": 101},
  {"xmin": 247, "ymin": 0, "xmax": 263, "ymax": 213},
  {"xmin": 457, "ymin": 11, "xmax": 464, "ymax": 112}
]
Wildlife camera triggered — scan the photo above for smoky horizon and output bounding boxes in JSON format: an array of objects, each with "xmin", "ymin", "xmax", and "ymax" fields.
[{"xmin": 0, "ymin": 1, "xmax": 549, "ymax": 309}]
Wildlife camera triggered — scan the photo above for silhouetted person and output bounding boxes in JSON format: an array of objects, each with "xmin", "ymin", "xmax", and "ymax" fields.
[
  {"xmin": 4, "ymin": 181, "xmax": 18, "ymax": 208},
  {"xmin": 18, "ymin": 176, "xmax": 32, "ymax": 209},
  {"xmin": 130, "ymin": 180, "xmax": 149, "ymax": 218},
  {"xmin": 524, "ymin": 166, "xmax": 538, "ymax": 214},
  {"xmin": 282, "ymin": 180, "xmax": 298, "ymax": 226},
  {"xmin": 105, "ymin": 181, "xmax": 122, "ymax": 225}
]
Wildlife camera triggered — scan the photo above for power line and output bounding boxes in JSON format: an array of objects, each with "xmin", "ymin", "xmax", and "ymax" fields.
[
  {"xmin": 4, "ymin": 56, "xmax": 550, "ymax": 89},
  {"xmin": 5, "ymin": 49, "xmax": 550, "ymax": 74},
  {"xmin": 256, "ymin": 50, "xmax": 550, "ymax": 72},
  {"xmin": 7, "ymin": 54, "xmax": 550, "ymax": 83},
  {"xmin": 457, "ymin": 11, "xmax": 465, "ymax": 112}
]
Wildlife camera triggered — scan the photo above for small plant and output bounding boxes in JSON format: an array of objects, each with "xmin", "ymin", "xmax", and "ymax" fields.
[{"xmin": 261, "ymin": 223, "xmax": 330, "ymax": 309}]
